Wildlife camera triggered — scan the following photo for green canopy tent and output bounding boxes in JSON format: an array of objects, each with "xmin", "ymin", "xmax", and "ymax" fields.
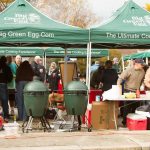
[
  {"xmin": 0, "ymin": 47, "xmax": 43, "ymax": 56},
  {"xmin": 122, "ymin": 51, "xmax": 150, "ymax": 70},
  {"xmin": 123, "ymin": 55, "xmax": 132, "ymax": 61},
  {"xmin": 0, "ymin": 0, "xmax": 88, "ymax": 48},
  {"xmin": 87, "ymin": 0, "xmax": 150, "ymax": 87},
  {"xmin": 90, "ymin": 0, "xmax": 150, "ymax": 49},
  {"xmin": 123, "ymin": 51, "xmax": 150, "ymax": 60},
  {"xmin": 45, "ymin": 47, "xmax": 109, "ymax": 58},
  {"xmin": 0, "ymin": 0, "xmax": 90, "ymax": 88}
]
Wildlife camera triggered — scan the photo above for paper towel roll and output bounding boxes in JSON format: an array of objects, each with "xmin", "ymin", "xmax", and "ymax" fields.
[{"xmin": 112, "ymin": 85, "xmax": 122, "ymax": 96}]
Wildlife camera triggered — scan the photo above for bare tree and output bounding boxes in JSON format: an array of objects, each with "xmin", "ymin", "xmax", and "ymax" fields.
[
  {"xmin": 145, "ymin": 3, "xmax": 150, "ymax": 11},
  {"xmin": 0, "ymin": 0, "xmax": 99, "ymax": 28},
  {"xmin": 0, "ymin": 0, "xmax": 14, "ymax": 11},
  {"xmin": 29, "ymin": 0, "xmax": 99, "ymax": 28}
]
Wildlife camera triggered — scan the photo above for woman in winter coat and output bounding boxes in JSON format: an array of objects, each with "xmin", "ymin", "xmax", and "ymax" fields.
[
  {"xmin": 16, "ymin": 61, "xmax": 34, "ymax": 121},
  {"xmin": 46, "ymin": 62, "xmax": 60, "ymax": 92}
]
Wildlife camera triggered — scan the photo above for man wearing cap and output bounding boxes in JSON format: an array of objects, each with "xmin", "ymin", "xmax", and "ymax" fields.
[{"xmin": 117, "ymin": 58, "xmax": 145, "ymax": 126}]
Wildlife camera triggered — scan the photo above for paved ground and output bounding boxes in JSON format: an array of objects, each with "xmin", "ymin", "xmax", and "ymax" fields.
[{"xmin": 0, "ymin": 124, "xmax": 150, "ymax": 150}]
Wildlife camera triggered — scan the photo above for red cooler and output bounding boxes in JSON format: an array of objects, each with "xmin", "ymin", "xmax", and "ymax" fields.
[{"xmin": 127, "ymin": 113, "xmax": 147, "ymax": 130}]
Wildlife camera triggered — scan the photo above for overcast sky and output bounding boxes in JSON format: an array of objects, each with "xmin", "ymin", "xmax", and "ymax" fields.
[{"xmin": 88, "ymin": 0, "xmax": 150, "ymax": 19}]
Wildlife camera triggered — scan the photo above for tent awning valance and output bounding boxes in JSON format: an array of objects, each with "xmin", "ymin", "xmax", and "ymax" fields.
[
  {"xmin": 45, "ymin": 48, "xmax": 109, "ymax": 58},
  {"xmin": 0, "ymin": 0, "xmax": 89, "ymax": 47},
  {"xmin": 90, "ymin": 0, "xmax": 150, "ymax": 49},
  {"xmin": 0, "ymin": 47, "xmax": 44, "ymax": 56},
  {"xmin": 0, "ymin": 47, "xmax": 109, "ymax": 58}
]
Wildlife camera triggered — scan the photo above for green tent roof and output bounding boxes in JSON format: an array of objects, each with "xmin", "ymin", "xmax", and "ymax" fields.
[
  {"xmin": 0, "ymin": 0, "xmax": 88, "ymax": 47},
  {"xmin": 45, "ymin": 47, "xmax": 109, "ymax": 58},
  {"xmin": 124, "ymin": 51, "xmax": 150, "ymax": 60},
  {"xmin": 91, "ymin": 0, "xmax": 150, "ymax": 49},
  {"xmin": 0, "ymin": 47, "xmax": 43, "ymax": 56}
]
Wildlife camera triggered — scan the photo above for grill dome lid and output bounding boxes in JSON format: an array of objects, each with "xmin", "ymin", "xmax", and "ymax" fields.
[
  {"xmin": 24, "ymin": 78, "xmax": 48, "ymax": 92},
  {"xmin": 64, "ymin": 81, "xmax": 88, "ymax": 92}
]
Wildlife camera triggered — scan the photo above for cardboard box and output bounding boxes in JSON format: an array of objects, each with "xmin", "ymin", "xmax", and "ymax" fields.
[{"xmin": 91, "ymin": 101, "xmax": 118, "ymax": 130}]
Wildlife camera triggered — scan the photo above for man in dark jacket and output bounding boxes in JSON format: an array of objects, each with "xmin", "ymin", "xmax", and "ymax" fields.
[
  {"xmin": 101, "ymin": 60, "xmax": 118, "ymax": 91},
  {"xmin": 39, "ymin": 58, "xmax": 46, "ymax": 82},
  {"xmin": 0, "ymin": 56, "xmax": 13, "ymax": 122},
  {"xmin": 90, "ymin": 65, "xmax": 105, "ymax": 89},
  {"xmin": 31, "ymin": 56, "xmax": 43, "ymax": 81}
]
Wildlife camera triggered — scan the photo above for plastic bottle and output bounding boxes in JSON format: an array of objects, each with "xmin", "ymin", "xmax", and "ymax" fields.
[
  {"xmin": 14, "ymin": 115, "xmax": 17, "ymax": 124},
  {"xmin": 136, "ymin": 89, "xmax": 140, "ymax": 98},
  {"xmin": 96, "ymin": 95, "xmax": 100, "ymax": 102}
]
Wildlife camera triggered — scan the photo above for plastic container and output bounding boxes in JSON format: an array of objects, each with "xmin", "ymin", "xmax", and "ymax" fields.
[
  {"xmin": 127, "ymin": 113, "xmax": 147, "ymax": 130},
  {"xmin": 96, "ymin": 95, "xmax": 100, "ymax": 102},
  {"xmin": 136, "ymin": 89, "xmax": 140, "ymax": 98},
  {"xmin": 4, "ymin": 122, "xmax": 19, "ymax": 135}
]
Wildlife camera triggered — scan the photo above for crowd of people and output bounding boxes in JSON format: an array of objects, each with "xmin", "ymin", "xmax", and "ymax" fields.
[
  {"xmin": 0, "ymin": 55, "xmax": 60, "ymax": 122},
  {"xmin": 0, "ymin": 54, "xmax": 150, "ymax": 127}
]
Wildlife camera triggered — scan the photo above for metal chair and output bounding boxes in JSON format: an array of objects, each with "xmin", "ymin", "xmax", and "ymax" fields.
[{"xmin": 49, "ymin": 92, "xmax": 67, "ymax": 129}]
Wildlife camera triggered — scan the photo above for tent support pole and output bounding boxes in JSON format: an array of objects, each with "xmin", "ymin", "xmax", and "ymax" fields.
[
  {"xmin": 88, "ymin": 42, "xmax": 92, "ymax": 90},
  {"xmin": 86, "ymin": 43, "xmax": 90, "ymax": 105},
  {"xmin": 86, "ymin": 28, "xmax": 91, "ymax": 90},
  {"xmin": 107, "ymin": 50, "xmax": 110, "ymax": 60},
  {"xmin": 44, "ymin": 49, "xmax": 46, "ymax": 68},
  {"xmin": 86, "ymin": 43, "xmax": 89, "ymax": 86},
  {"xmin": 44, "ymin": 49, "xmax": 46, "ymax": 83},
  {"xmin": 146, "ymin": 57, "xmax": 148, "ymax": 65},
  {"xmin": 64, "ymin": 48, "xmax": 67, "ymax": 88},
  {"xmin": 122, "ymin": 56, "xmax": 125, "ymax": 71},
  {"xmin": 86, "ymin": 42, "xmax": 91, "ymax": 90}
]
